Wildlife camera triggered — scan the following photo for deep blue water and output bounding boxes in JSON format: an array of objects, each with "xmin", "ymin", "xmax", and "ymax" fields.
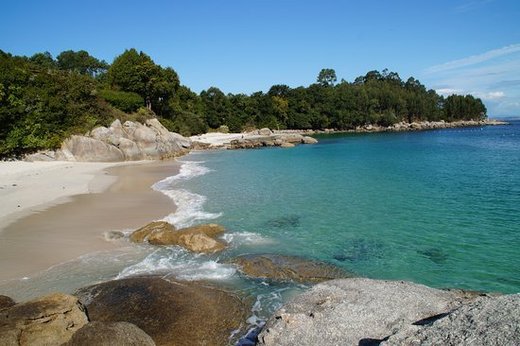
[{"xmin": 180, "ymin": 121, "xmax": 520, "ymax": 294}]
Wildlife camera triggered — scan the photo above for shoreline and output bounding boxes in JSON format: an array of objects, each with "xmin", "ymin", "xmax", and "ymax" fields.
[{"xmin": 0, "ymin": 160, "xmax": 180, "ymax": 282}]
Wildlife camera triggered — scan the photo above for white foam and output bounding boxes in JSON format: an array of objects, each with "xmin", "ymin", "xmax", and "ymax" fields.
[
  {"xmin": 116, "ymin": 248, "xmax": 236, "ymax": 281},
  {"xmin": 152, "ymin": 160, "xmax": 222, "ymax": 229},
  {"xmin": 221, "ymin": 232, "xmax": 273, "ymax": 246}
]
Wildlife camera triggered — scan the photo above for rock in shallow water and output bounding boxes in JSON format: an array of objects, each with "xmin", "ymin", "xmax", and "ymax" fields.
[
  {"xmin": 230, "ymin": 254, "xmax": 350, "ymax": 283},
  {"xmin": 130, "ymin": 222, "xmax": 227, "ymax": 253},
  {"xmin": 257, "ymin": 278, "xmax": 480, "ymax": 346},
  {"xmin": 75, "ymin": 276, "xmax": 248, "ymax": 346},
  {"xmin": 0, "ymin": 293, "xmax": 89, "ymax": 346}
]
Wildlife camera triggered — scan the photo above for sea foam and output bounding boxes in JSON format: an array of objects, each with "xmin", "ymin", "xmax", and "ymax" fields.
[{"xmin": 152, "ymin": 160, "xmax": 222, "ymax": 229}]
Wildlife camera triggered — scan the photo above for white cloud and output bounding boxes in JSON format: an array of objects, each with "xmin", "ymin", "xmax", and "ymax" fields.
[
  {"xmin": 436, "ymin": 88, "xmax": 462, "ymax": 96},
  {"xmin": 425, "ymin": 43, "xmax": 520, "ymax": 74}
]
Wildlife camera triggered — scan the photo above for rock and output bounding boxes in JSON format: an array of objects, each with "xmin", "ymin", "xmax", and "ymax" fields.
[
  {"xmin": 301, "ymin": 136, "xmax": 318, "ymax": 144},
  {"xmin": 24, "ymin": 150, "xmax": 56, "ymax": 162},
  {"xmin": 118, "ymin": 137, "xmax": 143, "ymax": 161},
  {"xmin": 130, "ymin": 222, "xmax": 227, "ymax": 253},
  {"xmin": 258, "ymin": 128, "xmax": 273, "ymax": 136},
  {"xmin": 382, "ymin": 294, "xmax": 520, "ymax": 346},
  {"xmin": 66, "ymin": 321, "xmax": 155, "ymax": 346},
  {"xmin": 61, "ymin": 135, "xmax": 125, "ymax": 162},
  {"xmin": 129, "ymin": 221, "xmax": 176, "ymax": 243},
  {"xmin": 257, "ymin": 278, "xmax": 479, "ymax": 346},
  {"xmin": 0, "ymin": 295, "xmax": 15, "ymax": 310},
  {"xmin": 230, "ymin": 254, "xmax": 350, "ymax": 283},
  {"xmin": 278, "ymin": 133, "xmax": 304, "ymax": 143},
  {"xmin": 90, "ymin": 126, "xmax": 112, "ymax": 142},
  {"xmin": 75, "ymin": 277, "xmax": 248, "ymax": 346},
  {"xmin": 0, "ymin": 293, "xmax": 89, "ymax": 346},
  {"xmin": 280, "ymin": 142, "xmax": 295, "ymax": 148}
]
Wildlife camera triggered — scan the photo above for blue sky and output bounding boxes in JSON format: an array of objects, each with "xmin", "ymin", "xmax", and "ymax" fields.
[{"xmin": 1, "ymin": 0, "xmax": 519, "ymax": 117}]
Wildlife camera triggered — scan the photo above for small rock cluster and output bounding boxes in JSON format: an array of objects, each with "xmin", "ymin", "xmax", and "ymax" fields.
[{"xmin": 129, "ymin": 221, "xmax": 227, "ymax": 253}]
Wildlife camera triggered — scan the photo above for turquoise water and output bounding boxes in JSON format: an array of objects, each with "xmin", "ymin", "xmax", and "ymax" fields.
[{"xmin": 179, "ymin": 121, "xmax": 520, "ymax": 294}]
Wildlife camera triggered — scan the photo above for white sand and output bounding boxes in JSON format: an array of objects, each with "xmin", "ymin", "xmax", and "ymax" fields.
[{"xmin": 0, "ymin": 161, "xmax": 121, "ymax": 228}]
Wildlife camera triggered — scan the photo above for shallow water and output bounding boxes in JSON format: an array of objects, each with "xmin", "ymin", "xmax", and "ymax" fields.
[{"xmin": 1, "ymin": 121, "xmax": 519, "ymax": 338}]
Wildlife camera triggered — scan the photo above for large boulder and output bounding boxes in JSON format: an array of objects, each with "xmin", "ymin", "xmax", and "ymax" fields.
[
  {"xmin": 382, "ymin": 294, "xmax": 520, "ymax": 346},
  {"xmin": 130, "ymin": 222, "xmax": 227, "ymax": 253},
  {"xmin": 61, "ymin": 135, "xmax": 125, "ymax": 162},
  {"xmin": 0, "ymin": 293, "xmax": 89, "ymax": 346},
  {"xmin": 66, "ymin": 321, "xmax": 155, "ymax": 346},
  {"xmin": 230, "ymin": 254, "xmax": 350, "ymax": 283},
  {"xmin": 75, "ymin": 277, "xmax": 248, "ymax": 346},
  {"xmin": 257, "ymin": 278, "xmax": 479, "ymax": 346},
  {"xmin": 118, "ymin": 137, "xmax": 144, "ymax": 161},
  {"xmin": 301, "ymin": 136, "xmax": 318, "ymax": 144}
]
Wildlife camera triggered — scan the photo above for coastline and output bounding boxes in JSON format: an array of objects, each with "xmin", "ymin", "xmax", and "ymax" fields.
[{"xmin": 0, "ymin": 160, "xmax": 180, "ymax": 282}]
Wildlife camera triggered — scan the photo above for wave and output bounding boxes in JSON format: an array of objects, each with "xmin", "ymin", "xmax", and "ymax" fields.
[
  {"xmin": 116, "ymin": 247, "xmax": 236, "ymax": 281},
  {"xmin": 152, "ymin": 160, "xmax": 222, "ymax": 229}
]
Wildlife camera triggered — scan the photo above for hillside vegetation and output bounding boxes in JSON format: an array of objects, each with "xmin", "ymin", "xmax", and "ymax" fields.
[{"xmin": 0, "ymin": 49, "xmax": 486, "ymax": 157}]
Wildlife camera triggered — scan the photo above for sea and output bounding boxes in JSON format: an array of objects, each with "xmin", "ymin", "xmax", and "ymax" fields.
[{"xmin": 1, "ymin": 120, "xmax": 519, "ymax": 338}]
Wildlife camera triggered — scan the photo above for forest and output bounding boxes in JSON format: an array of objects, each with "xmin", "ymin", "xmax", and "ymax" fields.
[{"xmin": 0, "ymin": 49, "xmax": 487, "ymax": 157}]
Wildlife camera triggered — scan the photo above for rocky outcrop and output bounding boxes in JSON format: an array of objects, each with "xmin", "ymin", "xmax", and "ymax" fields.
[
  {"xmin": 66, "ymin": 321, "xmax": 156, "ymax": 346},
  {"xmin": 382, "ymin": 294, "xmax": 520, "ymax": 346},
  {"xmin": 0, "ymin": 293, "xmax": 89, "ymax": 345},
  {"xmin": 25, "ymin": 118, "xmax": 191, "ymax": 162},
  {"xmin": 130, "ymin": 222, "xmax": 227, "ymax": 253},
  {"xmin": 257, "ymin": 278, "xmax": 482, "ymax": 346},
  {"xmin": 75, "ymin": 276, "xmax": 248, "ymax": 346},
  {"xmin": 230, "ymin": 254, "xmax": 350, "ymax": 283},
  {"xmin": 0, "ymin": 295, "xmax": 15, "ymax": 310}
]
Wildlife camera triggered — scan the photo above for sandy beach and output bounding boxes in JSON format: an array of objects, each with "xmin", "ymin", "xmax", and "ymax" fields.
[{"xmin": 0, "ymin": 160, "xmax": 180, "ymax": 281}]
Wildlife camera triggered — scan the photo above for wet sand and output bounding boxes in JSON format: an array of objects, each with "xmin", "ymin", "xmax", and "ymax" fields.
[{"xmin": 0, "ymin": 160, "xmax": 179, "ymax": 281}]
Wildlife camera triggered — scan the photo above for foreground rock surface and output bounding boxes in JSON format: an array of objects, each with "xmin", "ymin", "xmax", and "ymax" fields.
[
  {"xmin": 130, "ymin": 222, "xmax": 227, "ymax": 253},
  {"xmin": 257, "ymin": 278, "xmax": 480, "ymax": 346},
  {"xmin": 25, "ymin": 118, "xmax": 191, "ymax": 162},
  {"xmin": 66, "ymin": 321, "xmax": 156, "ymax": 346},
  {"xmin": 75, "ymin": 277, "xmax": 248, "ymax": 346},
  {"xmin": 382, "ymin": 294, "xmax": 520, "ymax": 346},
  {"xmin": 231, "ymin": 254, "xmax": 350, "ymax": 283},
  {"xmin": 0, "ymin": 293, "xmax": 89, "ymax": 346}
]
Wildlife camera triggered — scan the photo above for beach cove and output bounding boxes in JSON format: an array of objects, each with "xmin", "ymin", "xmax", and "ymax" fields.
[{"xmin": 1, "ymin": 121, "xmax": 519, "ymax": 345}]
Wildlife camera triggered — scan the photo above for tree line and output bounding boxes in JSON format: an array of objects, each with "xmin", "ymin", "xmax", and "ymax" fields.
[{"xmin": 0, "ymin": 48, "xmax": 487, "ymax": 157}]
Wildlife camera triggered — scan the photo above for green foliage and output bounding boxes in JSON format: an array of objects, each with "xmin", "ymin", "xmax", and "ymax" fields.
[
  {"xmin": 0, "ymin": 47, "xmax": 488, "ymax": 158},
  {"xmin": 98, "ymin": 89, "xmax": 144, "ymax": 112}
]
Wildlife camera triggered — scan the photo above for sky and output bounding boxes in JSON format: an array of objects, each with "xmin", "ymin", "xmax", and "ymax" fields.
[{"xmin": 1, "ymin": 0, "xmax": 519, "ymax": 117}]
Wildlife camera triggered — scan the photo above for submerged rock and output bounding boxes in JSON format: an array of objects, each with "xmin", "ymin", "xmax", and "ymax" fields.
[
  {"xmin": 75, "ymin": 276, "xmax": 248, "ymax": 346},
  {"xmin": 130, "ymin": 222, "xmax": 227, "ymax": 253},
  {"xmin": 257, "ymin": 278, "xmax": 482, "ymax": 346},
  {"xmin": 0, "ymin": 293, "xmax": 89, "ymax": 346},
  {"xmin": 66, "ymin": 321, "xmax": 155, "ymax": 346},
  {"xmin": 230, "ymin": 254, "xmax": 350, "ymax": 283},
  {"xmin": 382, "ymin": 294, "xmax": 520, "ymax": 345}
]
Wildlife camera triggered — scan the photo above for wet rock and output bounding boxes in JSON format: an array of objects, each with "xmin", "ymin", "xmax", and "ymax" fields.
[
  {"xmin": 0, "ymin": 293, "xmax": 88, "ymax": 346},
  {"xmin": 280, "ymin": 142, "xmax": 295, "ymax": 148},
  {"xmin": 66, "ymin": 321, "xmax": 155, "ymax": 346},
  {"xmin": 130, "ymin": 222, "xmax": 227, "ymax": 253},
  {"xmin": 0, "ymin": 295, "xmax": 15, "ymax": 310},
  {"xmin": 230, "ymin": 254, "xmax": 350, "ymax": 283},
  {"xmin": 257, "ymin": 278, "xmax": 480, "ymax": 346},
  {"xmin": 75, "ymin": 277, "xmax": 248, "ymax": 346},
  {"xmin": 417, "ymin": 247, "xmax": 449, "ymax": 264},
  {"xmin": 382, "ymin": 294, "xmax": 520, "ymax": 346}
]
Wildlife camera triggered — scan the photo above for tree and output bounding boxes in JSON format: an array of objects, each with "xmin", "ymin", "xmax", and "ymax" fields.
[
  {"xmin": 317, "ymin": 68, "xmax": 337, "ymax": 87},
  {"xmin": 56, "ymin": 50, "xmax": 108, "ymax": 76}
]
